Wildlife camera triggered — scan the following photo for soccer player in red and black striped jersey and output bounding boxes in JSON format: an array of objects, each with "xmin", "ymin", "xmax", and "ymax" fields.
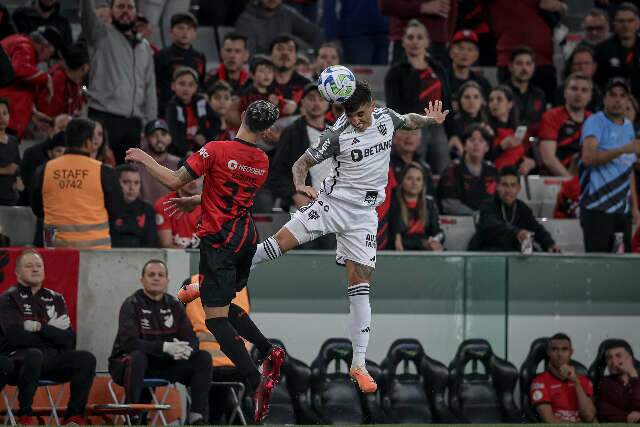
[
  {"xmin": 125, "ymin": 100, "xmax": 285, "ymax": 423},
  {"xmin": 539, "ymin": 74, "xmax": 592, "ymax": 177}
]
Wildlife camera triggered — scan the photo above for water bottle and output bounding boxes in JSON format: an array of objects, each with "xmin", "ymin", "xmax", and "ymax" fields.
[
  {"xmin": 612, "ymin": 232, "xmax": 625, "ymax": 254},
  {"xmin": 521, "ymin": 233, "xmax": 534, "ymax": 255}
]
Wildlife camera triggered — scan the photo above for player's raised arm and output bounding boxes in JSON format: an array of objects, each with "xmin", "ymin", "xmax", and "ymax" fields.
[
  {"xmin": 125, "ymin": 148, "xmax": 194, "ymax": 190},
  {"xmin": 402, "ymin": 100, "xmax": 450, "ymax": 130}
]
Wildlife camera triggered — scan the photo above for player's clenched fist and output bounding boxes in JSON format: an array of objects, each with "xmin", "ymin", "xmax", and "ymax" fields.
[{"xmin": 295, "ymin": 185, "xmax": 318, "ymax": 200}]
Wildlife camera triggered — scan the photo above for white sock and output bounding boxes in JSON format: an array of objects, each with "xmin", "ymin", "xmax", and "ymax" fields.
[
  {"xmin": 348, "ymin": 283, "xmax": 371, "ymax": 368},
  {"xmin": 252, "ymin": 236, "xmax": 283, "ymax": 267}
]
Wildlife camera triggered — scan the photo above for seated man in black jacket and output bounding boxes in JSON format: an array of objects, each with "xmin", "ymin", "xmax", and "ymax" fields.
[
  {"xmin": 469, "ymin": 167, "xmax": 561, "ymax": 252},
  {"xmin": 0, "ymin": 249, "xmax": 96, "ymax": 425},
  {"xmin": 109, "ymin": 259, "xmax": 212, "ymax": 425}
]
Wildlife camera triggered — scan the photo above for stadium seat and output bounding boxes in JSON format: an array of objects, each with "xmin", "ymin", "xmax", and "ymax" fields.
[
  {"xmin": 249, "ymin": 339, "xmax": 317, "ymax": 425},
  {"xmin": 2, "ymin": 380, "xmax": 66, "ymax": 426},
  {"xmin": 588, "ymin": 338, "xmax": 640, "ymax": 400},
  {"xmin": 519, "ymin": 337, "xmax": 589, "ymax": 421},
  {"xmin": 0, "ymin": 206, "xmax": 37, "ymax": 246},
  {"xmin": 439, "ymin": 216, "xmax": 475, "ymax": 251},
  {"xmin": 309, "ymin": 338, "xmax": 365, "ymax": 424},
  {"xmin": 380, "ymin": 338, "xmax": 454, "ymax": 423},
  {"xmin": 108, "ymin": 378, "xmax": 179, "ymax": 426},
  {"xmin": 448, "ymin": 339, "xmax": 522, "ymax": 423}
]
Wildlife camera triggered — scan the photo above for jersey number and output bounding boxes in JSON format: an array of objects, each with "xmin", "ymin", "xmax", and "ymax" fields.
[{"xmin": 221, "ymin": 181, "xmax": 257, "ymax": 214}]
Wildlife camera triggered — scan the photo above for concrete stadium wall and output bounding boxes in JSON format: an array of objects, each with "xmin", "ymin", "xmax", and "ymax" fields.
[{"xmin": 72, "ymin": 249, "xmax": 640, "ymax": 371}]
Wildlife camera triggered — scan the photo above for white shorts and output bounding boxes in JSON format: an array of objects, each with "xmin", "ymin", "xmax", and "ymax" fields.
[{"xmin": 285, "ymin": 192, "xmax": 378, "ymax": 268}]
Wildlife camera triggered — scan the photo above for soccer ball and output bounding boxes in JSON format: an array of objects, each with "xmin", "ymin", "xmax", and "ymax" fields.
[{"xmin": 317, "ymin": 65, "xmax": 357, "ymax": 103}]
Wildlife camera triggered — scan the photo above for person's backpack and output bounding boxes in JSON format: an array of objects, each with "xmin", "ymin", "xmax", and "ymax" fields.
[{"xmin": 0, "ymin": 45, "xmax": 14, "ymax": 88}]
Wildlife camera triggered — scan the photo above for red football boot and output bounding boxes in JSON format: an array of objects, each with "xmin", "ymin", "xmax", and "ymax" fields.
[
  {"xmin": 253, "ymin": 346, "xmax": 287, "ymax": 423},
  {"xmin": 15, "ymin": 415, "xmax": 39, "ymax": 425},
  {"xmin": 177, "ymin": 282, "xmax": 200, "ymax": 304}
]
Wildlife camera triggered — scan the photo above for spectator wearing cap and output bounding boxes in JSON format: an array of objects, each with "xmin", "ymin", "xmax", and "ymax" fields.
[
  {"xmin": 596, "ymin": 341, "xmax": 640, "ymax": 422},
  {"xmin": 139, "ymin": 119, "xmax": 180, "ymax": 206},
  {"xmin": 35, "ymin": 43, "xmax": 90, "ymax": 120},
  {"xmin": 323, "ymin": 0, "xmax": 389, "ymax": 65},
  {"xmin": 235, "ymin": 0, "xmax": 323, "ymax": 55},
  {"xmin": 155, "ymin": 13, "xmax": 206, "ymax": 117},
  {"xmin": 581, "ymin": 9, "xmax": 610, "ymax": 46},
  {"xmin": 446, "ymin": 29, "xmax": 491, "ymax": 101},
  {"xmin": 580, "ymin": 78, "xmax": 640, "ymax": 252},
  {"xmin": 539, "ymin": 73, "xmax": 592, "ymax": 177},
  {"xmin": 379, "ymin": 0, "xmax": 458, "ymax": 66},
  {"xmin": 31, "ymin": 118, "xmax": 124, "ymax": 249},
  {"xmin": 12, "ymin": 0, "xmax": 73, "ymax": 47},
  {"xmin": 136, "ymin": 0, "xmax": 190, "ymax": 47},
  {"xmin": 594, "ymin": 3, "xmax": 640, "ymax": 102},
  {"xmin": 491, "ymin": 0, "xmax": 565, "ymax": 101},
  {"xmin": 505, "ymin": 46, "xmax": 547, "ymax": 136},
  {"xmin": 0, "ymin": 27, "xmax": 62, "ymax": 138},
  {"xmin": 270, "ymin": 34, "xmax": 312, "ymax": 105},
  {"xmin": 204, "ymin": 32, "xmax": 251, "ymax": 97},
  {"xmin": 555, "ymin": 45, "xmax": 602, "ymax": 112},
  {"xmin": 384, "ymin": 19, "xmax": 450, "ymax": 174},
  {"xmin": 165, "ymin": 67, "xmax": 220, "ymax": 158},
  {"xmin": 110, "ymin": 163, "xmax": 157, "ymax": 247},
  {"xmin": 270, "ymin": 83, "xmax": 330, "ymax": 211},
  {"xmin": 81, "ymin": 0, "xmax": 157, "ymax": 165}
]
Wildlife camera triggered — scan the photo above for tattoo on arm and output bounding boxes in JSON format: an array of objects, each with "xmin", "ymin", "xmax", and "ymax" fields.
[
  {"xmin": 292, "ymin": 152, "xmax": 318, "ymax": 188},
  {"xmin": 175, "ymin": 166, "xmax": 195, "ymax": 187},
  {"xmin": 403, "ymin": 113, "xmax": 437, "ymax": 130}
]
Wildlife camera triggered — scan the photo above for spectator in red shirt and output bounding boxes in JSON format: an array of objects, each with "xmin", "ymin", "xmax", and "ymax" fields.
[
  {"xmin": 597, "ymin": 343, "xmax": 640, "ymax": 422},
  {"xmin": 35, "ymin": 43, "xmax": 90, "ymax": 120},
  {"xmin": 530, "ymin": 333, "xmax": 596, "ymax": 423},
  {"xmin": 505, "ymin": 46, "xmax": 547, "ymax": 136},
  {"xmin": 165, "ymin": 67, "xmax": 220, "ymax": 158},
  {"xmin": 154, "ymin": 13, "xmax": 206, "ymax": 116},
  {"xmin": 155, "ymin": 175, "xmax": 203, "ymax": 249},
  {"xmin": 539, "ymin": 73, "xmax": 592, "ymax": 176},
  {"xmin": 581, "ymin": 9, "xmax": 610, "ymax": 47},
  {"xmin": 270, "ymin": 34, "xmax": 312, "ymax": 105},
  {"xmin": 491, "ymin": 0, "xmax": 566, "ymax": 100},
  {"xmin": 553, "ymin": 170, "xmax": 580, "ymax": 219},
  {"xmin": 384, "ymin": 19, "xmax": 450, "ymax": 173},
  {"xmin": 390, "ymin": 162, "xmax": 444, "ymax": 251},
  {"xmin": 438, "ymin": 124, "xmax": 497, "ymax": 215},
  {"xmin": 139, "ymin": 119, "xmax": 180, "ymax": 205},
  {"xmin": 0, "ymin": 27, "xmax": 62, "ymax": 138},
  {"xmin": 12, "ymin": 0, "xmax": 73, "ymax": 47},
  {"xmin": 204, "ymin": 32, "xmax": 251, "ymax": 97},
  {"xmin": 488, "ymin": 85, "xmax": 536, "ymax": 174},
  {"xmin": 378, "ymin": 0, "xmax": 457, "ymax": 66},
  {"xmin": 91, "ymin": 120, "xmax": 116, "ymax": 167}
]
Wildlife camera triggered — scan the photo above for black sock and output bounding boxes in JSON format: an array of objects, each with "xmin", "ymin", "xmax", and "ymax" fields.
[
  {"xmin": 205, "ymin": 317, "xmax": 260, "ymax": 388},
  {"xmin": 228, "ymin": 303, "xmax": 272, "ymax": 356}
]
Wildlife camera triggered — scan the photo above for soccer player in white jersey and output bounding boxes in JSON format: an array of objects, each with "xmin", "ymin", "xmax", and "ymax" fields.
[{"xmin": 177, "ymin": 80, "xmax": 448, "ymax": 392}]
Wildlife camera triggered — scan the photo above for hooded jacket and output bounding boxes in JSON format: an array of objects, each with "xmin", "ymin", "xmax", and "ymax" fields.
[{"xmin": 80, "ymin": 0, "xmax": 157, "ymax": 122}]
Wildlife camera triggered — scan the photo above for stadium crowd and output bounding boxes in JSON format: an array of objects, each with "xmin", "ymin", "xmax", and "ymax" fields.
[{"xmin": 0, "ymin": 0, "xmax": 639, "ymax": 253}]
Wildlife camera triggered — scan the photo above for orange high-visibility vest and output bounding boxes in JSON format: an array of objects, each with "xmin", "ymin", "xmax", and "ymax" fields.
[
  {"xmin": 42, "ymin": 154, "xmax": 111, "ymax": 249},
  {"xmin": 185, "ymin": 274, "xmax": 251, "ymax": 367}
]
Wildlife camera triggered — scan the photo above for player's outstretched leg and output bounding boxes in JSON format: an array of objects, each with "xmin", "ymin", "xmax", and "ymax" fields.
[{"xmin": 345, "ymin": 261, "xmax": 377, "ymax": 393}]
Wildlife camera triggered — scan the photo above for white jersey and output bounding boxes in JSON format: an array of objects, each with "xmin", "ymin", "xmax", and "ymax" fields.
[{"xmin": 306, "ymin": 107, "xmax": 407, "ymax": 208}]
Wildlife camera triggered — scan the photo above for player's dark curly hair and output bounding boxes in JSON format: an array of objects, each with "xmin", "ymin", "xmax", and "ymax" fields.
[
  {"xmin": 342, "ymin": 80, "xmax": 372, "ymax": 114},
  {"xmin": 244, "ymin": 100, "xmax": 280, "ymax": 133}
]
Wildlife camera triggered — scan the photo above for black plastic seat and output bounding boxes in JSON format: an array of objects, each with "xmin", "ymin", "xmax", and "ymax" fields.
[
  {"xmin": 448, "ymin": 338, "xmax": 521, "ymax": 423},
  {"xmin": 309, "ymin": 338, "xmax": 365, "ymax": 424},
  {"xmin": 380, "ymin": 338, "xmax": 454, "ymax": 423},
  {"xmin": 588, "ymin": 338, "xmax": 640, "ymax": 402}
]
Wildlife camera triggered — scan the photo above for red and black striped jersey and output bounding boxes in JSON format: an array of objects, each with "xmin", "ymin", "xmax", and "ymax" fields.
[
  {"xmin": 184, "ymin": 139, "xmax": 269, "ymax": 248},
  {"xmin": 539, "ymin": 106, "xmax": 591, "ymax": 168}
]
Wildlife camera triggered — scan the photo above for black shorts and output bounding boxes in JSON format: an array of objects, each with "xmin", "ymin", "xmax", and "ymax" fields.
[{"xmin": 199, "ymin": 234, "xmax": 256, "ymax": 307}]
